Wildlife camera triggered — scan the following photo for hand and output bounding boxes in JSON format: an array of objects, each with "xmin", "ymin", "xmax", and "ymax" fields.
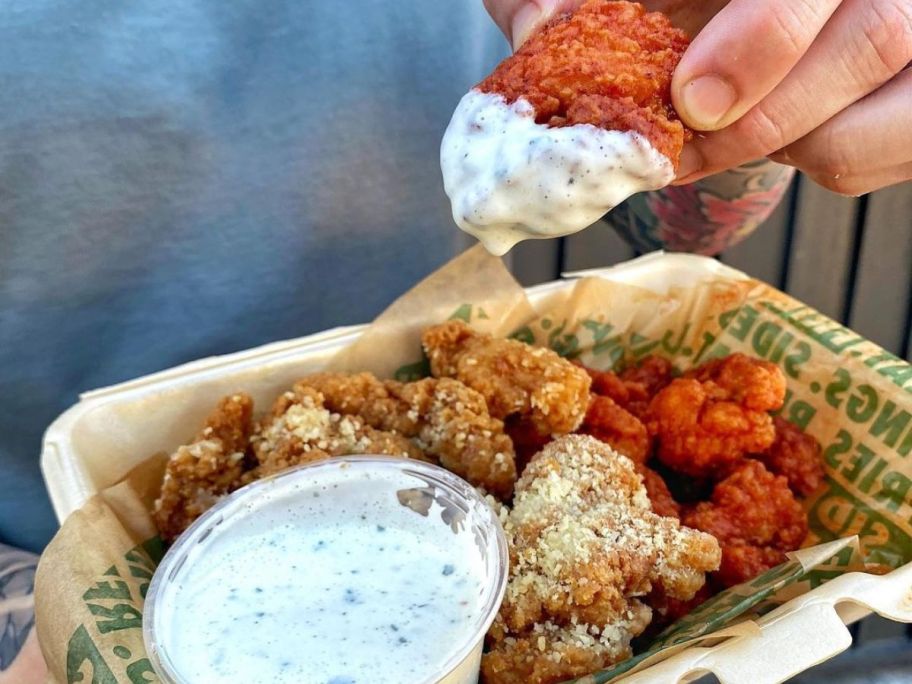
[
  {"xmin": 483, "ymin": 1, "xmax": 912, "ymax": 196},
  {"xmin": 671, "ymin": 0, "xmax": 912, "ymax": 195}
]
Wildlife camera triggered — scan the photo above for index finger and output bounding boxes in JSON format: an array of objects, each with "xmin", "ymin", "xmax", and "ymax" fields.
[{"xmin": 672, "ymin": 0, "xmax": 843, "ymax": 131}]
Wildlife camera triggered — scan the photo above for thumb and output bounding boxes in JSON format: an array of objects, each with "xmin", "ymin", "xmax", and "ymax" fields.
[
  {"xmin": 483, "ymin": 0, "xmax": 583, "ymax": 50},
  {"xmin": 672, "ymin": 0, "xmax": 842, "ymax": 131}
]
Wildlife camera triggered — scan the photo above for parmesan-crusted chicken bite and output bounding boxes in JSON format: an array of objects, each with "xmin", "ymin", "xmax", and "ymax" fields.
[
  {"xmin": 753, "ymin": 416, "xmax": 825, "ymax": 497},
  {"xmin": 422, "ymin": 320, "xmax": 591, "ymax": 435},
  {"xmin": 483, "ymin": 435, "xmax": 720, "ymax": 684},
  {"xmin": 251, "ymin": 385, "xmax": 423, "ymax": 478},
  {"xmin": 153, "ymin": 394, "xmax": 255, "ymax": 542},
  {"xmin": 441, "ymin": 1, "xmax": 692, "ymax": 254},
  {"xmin": 683, "ymin": 460, "xmax": 808, "ymax": 588},
  {"xmin": 294, "ymin": 372, "xmax": 517, "ymax": 499},
  {"xmin": 483, "ymin": 621, "xmax": 643, "ymax": 684},
  {"xmin": 647, "ymin": 354, "xmax": 786, "ymax": 477}
]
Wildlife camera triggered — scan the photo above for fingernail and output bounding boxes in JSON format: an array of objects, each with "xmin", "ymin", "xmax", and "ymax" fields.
[
  {"xmin": 675, "ymin": 144, "xmax": 702, "ymax": 181},
  {"xmin": 511, "ymin": 1, "xmax": 559, "ymax": 50},
  {"xmin": 680, "ymin": 75, "xmax": 737, "ymax": 130}
]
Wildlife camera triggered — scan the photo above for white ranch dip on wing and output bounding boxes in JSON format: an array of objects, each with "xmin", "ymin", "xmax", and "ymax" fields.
[
  {"xmin": 146, "ymin": 459, "xmax": 507, "ymax": 684},
  {"xmin": 440, "ymin": 89, "xmax": 675, "ymax": 255}
]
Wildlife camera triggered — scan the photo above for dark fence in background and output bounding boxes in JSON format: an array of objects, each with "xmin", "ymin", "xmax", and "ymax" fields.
[
  {"xmin": 507, "ymin": 175, "xmax": 912, "ymax": 678},
  {"xmin": 509, "ymin": 175, "xmax": 912, "ymax": 363}
]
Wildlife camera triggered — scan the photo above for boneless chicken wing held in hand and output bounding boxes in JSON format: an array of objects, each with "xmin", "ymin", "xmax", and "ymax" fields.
[{"xmin": 441, "ymin": 0, "xmax": 692, "ymax": 254}]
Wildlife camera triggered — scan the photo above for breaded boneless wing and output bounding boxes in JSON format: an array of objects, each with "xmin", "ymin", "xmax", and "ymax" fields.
[
  {"xmin": 422, "ymin": 320, "xmax": 591, "ymax": 435},
  {"xmin": 483, "ymin": 435, "xmax": 720, "ymax": 684},
  {"xmin": 294, "ymin": 372, "xmax": 517, "ymax": 499},
  {"xmin": 153, "ymin": 394, "xmax": 255, "ymax": 542}
]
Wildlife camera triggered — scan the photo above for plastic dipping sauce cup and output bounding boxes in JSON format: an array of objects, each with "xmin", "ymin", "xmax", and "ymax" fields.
[{"xmin": 143, "ymin": 457, "xmax": 509, "ymax": 684}]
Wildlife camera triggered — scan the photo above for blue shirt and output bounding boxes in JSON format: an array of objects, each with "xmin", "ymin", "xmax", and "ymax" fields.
[{"xmin": 0, "ymin": 0, "xmax": 507, "ymax": 552}]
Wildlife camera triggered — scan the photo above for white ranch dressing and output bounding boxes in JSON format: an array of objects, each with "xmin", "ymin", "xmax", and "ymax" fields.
[
  {"xmin": 146, "ymin": 459, "xmax": 505, "ymax": 684},
  {"xmin": 440, "ymin": 89, "xmax": 675, "ymax": 255}
]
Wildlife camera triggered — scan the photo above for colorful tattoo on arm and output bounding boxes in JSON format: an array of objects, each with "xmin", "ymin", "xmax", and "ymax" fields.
[
  {"xmin": 0, "ymin": 544, "xmax": 37, "ymax": 672},
  {"xmin": 604, "ymin": 160, "xmax": 796, "ymax": 255}
]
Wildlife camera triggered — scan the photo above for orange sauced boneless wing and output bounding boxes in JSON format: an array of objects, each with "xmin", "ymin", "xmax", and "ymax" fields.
[
  {"xmin": 477, "ymin": 0, "xmax": 691, "ymax": 166},
  {"xmin": 422, "ymin": 320, "xmax": 591, "ymax": 435},
  {"xmin": 619, "ymin": 354, "xmax": 674, "ymax": 396},
  {"xmin": 579, "ymin": 394, "xmax": 651, "ymax": 464},
  {"xmin": 153, "ymin": 394, "xmax": 255, "ymax": 542},
  {"xmin": 638, "ymin": 464, "xmax": 681, "ymax": 519},
  {"xmin": 647, "ymin": 354, "xmax": 786, "ymax": 477},
  {"xmin": 294, "ymin": 372, "xmax": 517, "ymax": 499},
  {"xmin": 482, "ymin": 435, "xmax": 720, "ymax": 684},
  {"xmin": 682, "ymin": 460, "xmax": 808, "ymax": 588},
  {"xmin": 753, "ymin": 416, "xmax": 825, "ymax": 497},
  {"xmin": 575, "ymin": 354, "xmax": 672, "ymax": 419},
  {"xmin": 575, "ymin": 362, "xmax": 651, "ymax": 415}
]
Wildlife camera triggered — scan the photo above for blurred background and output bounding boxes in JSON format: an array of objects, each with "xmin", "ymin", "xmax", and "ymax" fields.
[{"xmin": 509, "ymin": 178, "xmax": 912, "ymax": 372}]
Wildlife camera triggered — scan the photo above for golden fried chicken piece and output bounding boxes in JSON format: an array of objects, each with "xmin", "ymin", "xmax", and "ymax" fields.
[
  {"xmin": 153, "ymin": 394, "xmax": 255, "ymax": 542},
  {"xmin": 477, "ymin": 0, "xmax": 691, "ymax": 166},
  {"xmin": 647, "ymin": 354, "xmax": 786, "ymax": 477},
  {"xmin": 295, "ymin": 372, "xmax": 517, "ymax": 499},
  {"xmin": 483, "ymin": 435, "xmax": 720, "ymax": 683},
  {"xmin": 580, "ymin": 394, "xmax": 651, "ymax": 464},
  {"xmin": 422, "ymin": 320, "xmax": 591, "ymax": 435},
  {"xmin": 292, "ymin": 371, "xmax": 414, "ymax": 434},
  {"xmin": 683, "ymin": 460, "xmax": 808, "ymax": 588},
  {"xmin": 483, "ymin": 621, "xmax": 643, "ymax": 684},
  {"xmin": 753, "ymin": 416, "xmax": 825, "ymax": 497},
  {"xmin": 251, "ymin": 386, "xmax": 422, "ymax": 478}
]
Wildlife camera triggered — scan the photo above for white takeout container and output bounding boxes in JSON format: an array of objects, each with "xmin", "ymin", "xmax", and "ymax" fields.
[{"xmin": 41, "ymin": 253, "xmax": 912, "ymax": 684}]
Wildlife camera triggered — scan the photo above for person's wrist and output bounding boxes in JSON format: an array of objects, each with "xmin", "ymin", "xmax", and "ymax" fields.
[{"xmin": 0, "ymin": 544, "xmax": 44, "ymax": 684}]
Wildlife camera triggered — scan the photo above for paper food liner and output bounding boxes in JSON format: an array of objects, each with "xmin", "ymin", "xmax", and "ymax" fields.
[{"xmin": 36, "ymin": 247, "xmax": 912, "ymax": 683}]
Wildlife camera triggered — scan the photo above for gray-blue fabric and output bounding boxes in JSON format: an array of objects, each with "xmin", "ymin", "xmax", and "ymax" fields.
[{"xmin": 0, "ymin": 1, "xmax": 509, "ymax": 552}]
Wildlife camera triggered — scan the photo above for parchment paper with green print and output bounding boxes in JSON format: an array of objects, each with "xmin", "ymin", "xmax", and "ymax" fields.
[
  {"xmin": 34, "ymin": 246, "xmax": 912, "ymax": 683},
  {"xmin": 35, "ymin": 455, "xmax": 166, "ymax": 684}
]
